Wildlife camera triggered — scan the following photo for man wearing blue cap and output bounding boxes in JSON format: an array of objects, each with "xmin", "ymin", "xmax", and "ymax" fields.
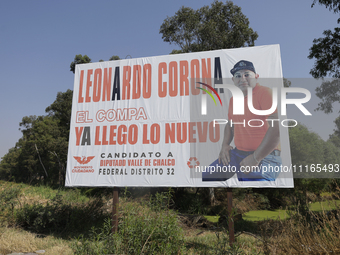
[{"xmin": 203, "ymin": 60, "xmax": 282, "ymax": 181}]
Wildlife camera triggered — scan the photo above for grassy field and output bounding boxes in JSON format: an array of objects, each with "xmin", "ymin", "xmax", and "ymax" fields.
[
  {"xmin": 1, "ymin": 181, "xmax": 340, "ymax": 254},
  {"xmin": 243, "ymin": 209, "xmax": 289, "ymax": 221},
  {"xmin": 309, "ymin": 199, "xmax": 340, "ymax": 211},
  {"xmin": 0, "ymin": 226, "xmax": 73, "ymax": 255},
  {"xmin": 0, "ymin": 181, "xmax": 268, "ymax": 254},
  {"xmin": 205, "ymin": 200, "xmax": 340, "ymax": 222}
]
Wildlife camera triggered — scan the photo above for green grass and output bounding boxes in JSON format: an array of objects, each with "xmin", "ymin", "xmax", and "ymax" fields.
[
  {"xmin": 320, "ymin": 191, "xmax": 332, "ymax": 197},
  {"xmin": 309, "ymin": 199, "xmax": 340, "ymax": 211},
  {"xmin": 184, "ymin": 229, "xmax": 263, "ymax": 254},
  {"xmin": 205, "ymin": 200, "xmax": 340, "ymax": 223},
  {"xmin": 243, "ymin": 209, "xmax": 289, "ymax": 221},
  {"xmin": 204, "ymin": 215, "xmax": 219, "ymax": 223},
  {"xmin": 204, "ymin": 209, "xmax": 288, "ymax": 222},
  {"xmin": 0, "ymin": 180, "xmax": 90, "ymax": 203}
]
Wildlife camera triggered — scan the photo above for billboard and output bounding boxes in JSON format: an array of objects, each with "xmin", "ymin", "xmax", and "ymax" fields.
[{"xmin": 65, "ymin": 44, "xmax": 294, "ymax": 188}]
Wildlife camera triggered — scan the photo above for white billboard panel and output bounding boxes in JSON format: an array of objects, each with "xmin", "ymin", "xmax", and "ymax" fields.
[{"xmin": 66, "ymin": 45, "xmax": 294, "ymax": 188}]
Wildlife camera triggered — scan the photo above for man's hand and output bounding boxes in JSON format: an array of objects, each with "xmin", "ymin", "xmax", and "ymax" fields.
[
  {"xmin": 218, "ymin": 145, "xmax": 233, "ymax": 165},
  {"xmin": 240, "ymin": 154, "xmax": 260, "ymax": 174}
]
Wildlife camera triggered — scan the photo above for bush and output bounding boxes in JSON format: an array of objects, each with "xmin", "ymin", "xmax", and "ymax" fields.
[
  {"xmin": 256, "ymin": 207, "xmax": 340, "ymax": 254},
  {"xmin": 172, "ymin": 188, "xmax": 210, "ymax": 215},
  {"xmin": 72, "ymin": 191, "xmax": 184, "ymax": 254},
  {"xmin": 15, "ymin": 193, "xmax": 106, "ymax": 235},
  {"xmin": 0, "ymin": 184, "xmax": 22, "ymax": 224}
]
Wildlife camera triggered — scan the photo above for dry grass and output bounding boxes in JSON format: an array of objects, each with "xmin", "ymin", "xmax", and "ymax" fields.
[
  {"xmin": 234, "ymin": 196, "xmax": 260, "ymax": 213},
  {"xmin": 17, "ymin": 193, "xmax": 49, "ymax": 208},
  {"xmin": 252, "ymin": 209, "xmax": 340, "ymax": 255},
  {"xmin": 0, "ymin": 207, "xmax": 339, "ymax": 255},
  {"xmin": 0, "ymin": 225, "xmax": 73, "ymax": 255},
  {"xmin": 1, "ymin": 181, "xmax": 340, "ymax": 254},
  {"xmin": 281, "ymin": 214, "xmax": 340, "ymax": 254},
  {"xmin": 183, "ymin": 228, "xmax": 265, "ymax": 255}
]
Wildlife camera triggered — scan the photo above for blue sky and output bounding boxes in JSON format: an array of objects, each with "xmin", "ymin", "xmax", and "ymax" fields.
[{"xmin": 0, "ymin": 0, "xmax": 339, "ymax": 160}]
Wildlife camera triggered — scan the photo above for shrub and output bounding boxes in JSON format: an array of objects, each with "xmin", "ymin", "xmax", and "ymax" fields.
[
  {"xmin": 15, "ymin": 193, "xmax": 106, "ymax": 235},
  {"xmin": 0, "ymin": 184, "xmax": 22, "ymax": 223},
  {"xmin": 72, "ymin": 191, "xmax": 184, "ymax": 254}
]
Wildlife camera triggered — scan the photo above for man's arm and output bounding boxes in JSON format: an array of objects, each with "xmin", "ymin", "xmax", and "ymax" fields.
[
  {"xmin": 240, "ymin": 111, "xmax": 280, "ymax": 167},
  {"xmin": 219, "ymin": 122, "xmax": 234, "ymax": 165}
]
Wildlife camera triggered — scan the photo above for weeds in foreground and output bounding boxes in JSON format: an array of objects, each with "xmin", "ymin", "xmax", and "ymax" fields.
[
  {"xmin": 0, "ymin": 225, "xmax": 73, "ymax": 255},
  {"xmin": 15, "ymin": 193, "xmax": 107, "ymax": 236},
  {"xmin": 0, "ymin": 184, "xmax": 21, "ymax": 223},
  {"xmin": 72, "ymin": 191, "xmax": 185, "ymax": 255},
  {"xmin": 2, "ymin": 182, "xmax": 340, "ymax": 254},
  {"xmin": 251, "ymin": 207, "xmax": 340, "ymax": 254},
  {"xmin": 278, "ymin": 210, "xmax": 340, "ymax": 254}
]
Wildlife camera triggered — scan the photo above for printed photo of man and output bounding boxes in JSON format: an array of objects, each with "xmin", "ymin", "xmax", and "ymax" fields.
[{"xmin": 202, "ymin": 60, "xmax": 282, "ymax": 182}]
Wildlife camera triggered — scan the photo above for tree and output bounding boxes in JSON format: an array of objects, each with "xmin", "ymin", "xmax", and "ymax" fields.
[
  {"xmin": 45, "ymin": 89, "xmax": 73, "ymax": 138},
  {"xmin": 15, "ymin": 115, "xmax": 68, "ymax": 185},
  {"xmin": 308, "ymin": 1, "xmax": 340, "ymax": 130},
  {"xmin": 309, "ymin": 0, "xmax": 340, "ymax": 155},
  {"xmin": 309, "ymin": 0, "xmax": 340, "ymax": 78},
  {"xmin": 159, "ymin": 0, "xmax": 258, "ymax": 53},
  {"xmin": 0, "ymin": 115, "xmax": 61, "ymax": 184},
  {"xmin": 288, "ymin": 124, "xmax": 339, "ymax": 212},
  {"xmin": 313, "ymin": 79, "xmax": 340, "ymax": 113},
  {"xmin": 45, "ymin": 90, "xmax": 73, "ymax": 185},
  {"xmin": 329, "ymin": 132, "xmax": 340, "ymax": 147},
  {"xmin": 109, "ymin": 55, "xmax": 120, "ymax": 61},
  {"xmin": 160, "ymin": 0, "xmax": 258, "ymax": 206},
  {"xmin": 70, "ymin": 55, "xmax": 120, "ymax": 71},
  {"xmin": 0, "ymin": 147, "xmax": 20, "ymax": 180},
  {"xmin": 308, "ymin": 28, "xmax": 340, "ymax": 79},
  {"xmin": 312, "ymin": 0, "xmax": 340, "ymax": 20},
  {"xmin": 0, "ymin": 91, "xmax": 73, "ymax": 185},
  {"xmin": 70, "ymin": 54, "xmax": 91, "ymax": 73},
  {"xmin": 1, "ymin": 52, "xmax": 121, "ymax": 185},
  {"xmin": 283, "ymin": 78, "xmax": 291, "ymax": 88},
  {"xmin": 330, "ymin": 115, "xmax": 340, "ymax": 138}
]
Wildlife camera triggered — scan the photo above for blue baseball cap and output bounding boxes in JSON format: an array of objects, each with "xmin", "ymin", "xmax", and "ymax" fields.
[{"xmin": 230, "ymin": 60, "xmax": 256, "ymax": 76}]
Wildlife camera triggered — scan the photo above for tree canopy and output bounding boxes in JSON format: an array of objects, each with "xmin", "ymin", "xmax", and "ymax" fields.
[
  {"xmin": 0, "ymin": 50, "xmax": 123, "ymax": 184},
  {"xmin": 289, "ymin": 124, "xmax": 340, "ymax": 205},
  {"xmin": 308, "ymin": 28, "xmax": 340, "ymax": 79},
  {"xmin": 45, "ymin": 89, "xmax": 73, "ymax": 137},
  {"xmin": 0, "ymin": 91, "xmax": 73, "ymax": 185},
  {"xmin": 159, "ymin": 0, "xmax": 258, "ymax": 53},
  {"xmin": 309, "ymin": 0, "xmax": 340, "ymax": 78},
  {"xmin": 313, "ymin": 79, "xmax": 340, "ymax": 113},
  {"xmin": 308, "ymin": 1, "xmax": 340, "ymax": 117},
  {"xmin": 70, "ymin": 54, "xmax": 91, "ymax": 73},
  {"xmin": 312, "ymin": 0, "xmax": 340, "ymax": 18},
  {"xmin": 109, "ymin": 55, "xmax": 120, "ymax": 61},
  {"xmin": 70, "ymin": 54, "xmax": 120, "ymax": 71}
]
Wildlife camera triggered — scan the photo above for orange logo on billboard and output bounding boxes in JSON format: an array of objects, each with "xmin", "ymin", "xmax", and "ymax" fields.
[
  {"xmin": 187, "ymin": 157, "xmax": 200, "ymax": 168},
  {"xmin": 74, "ymin": 156, "xmax": 95, "ymax": 165}
]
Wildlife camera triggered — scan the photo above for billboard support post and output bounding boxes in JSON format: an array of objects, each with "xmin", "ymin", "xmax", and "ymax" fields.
[
  {"xmin": 227, "ymin": 188, "xmax": 235, "ymax": 246},
  {"xmin": 112, "ymin": 187, "xmax": 119, "ymax": 233}
]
